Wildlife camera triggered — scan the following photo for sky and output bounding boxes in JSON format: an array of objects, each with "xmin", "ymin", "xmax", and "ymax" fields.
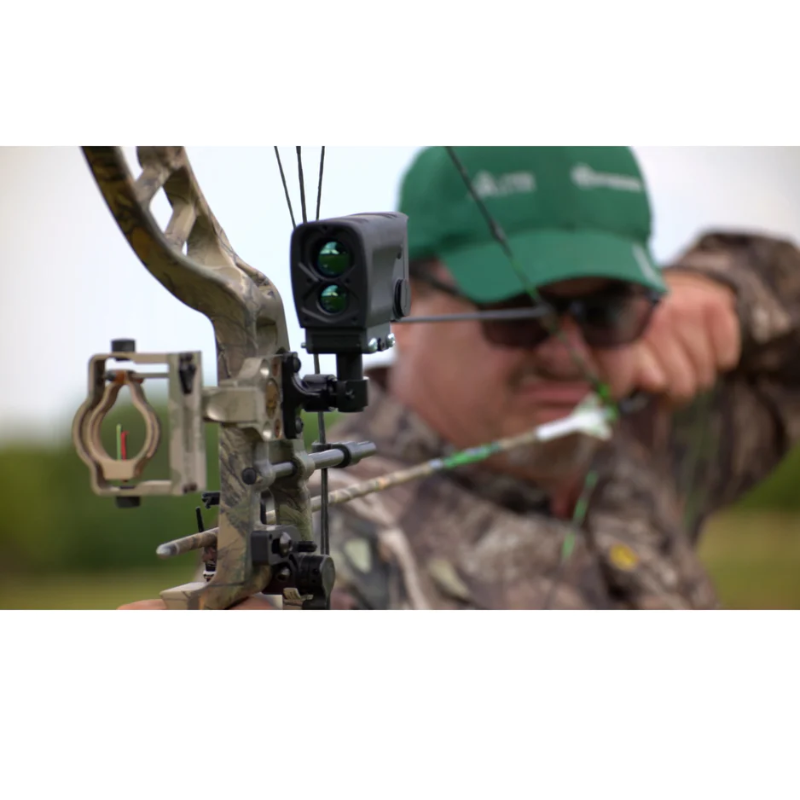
[{"xmin": 2, "ymin": 146, "xmax": 800, "ymax": 444}]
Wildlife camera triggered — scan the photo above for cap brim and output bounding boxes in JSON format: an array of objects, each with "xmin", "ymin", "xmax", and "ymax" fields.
[{"xmin": 440, "ymin": 229, "xmax": 667, "ymax": 303}]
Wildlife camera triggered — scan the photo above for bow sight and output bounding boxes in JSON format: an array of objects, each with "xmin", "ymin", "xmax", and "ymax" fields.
[{"xmin": 72, "ymin": 145, "xmax": 410, "ymax": 610}]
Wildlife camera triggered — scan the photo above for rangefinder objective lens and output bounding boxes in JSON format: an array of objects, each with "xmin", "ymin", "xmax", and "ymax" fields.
[
  {"xmin": 319, "ymin": 285, "xmax": 348, "ymax": 314},
  {"xmin": 316, "ymin": 241, "xmax": 351, "ymax": 277}
]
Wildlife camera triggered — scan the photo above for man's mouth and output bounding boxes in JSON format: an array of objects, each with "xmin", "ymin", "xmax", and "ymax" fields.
[{"xmin": 513, "ymin": 376, "xmax": 592, "ymax": 407}]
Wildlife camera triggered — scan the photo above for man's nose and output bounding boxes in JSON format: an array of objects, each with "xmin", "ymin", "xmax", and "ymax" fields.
[{"xmin": 540, "ymin": 315, "xmax": 591, "ymax": 359}]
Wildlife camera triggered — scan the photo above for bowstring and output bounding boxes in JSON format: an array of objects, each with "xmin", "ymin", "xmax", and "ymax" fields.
[
  {"xmin": 296, "ymin": 147, "xmax": 309, "ymax": 225},
  {"xmin": 316, "ymin": 147, "xmax": 326, "ymax": 222},
  {"xmin": 444, "ymin": 146, "xmax": 615, "ymax": 609},
  {"xmin": 274, "ymin": 147, "xmax": 296, "ymax": 229},
  {"xmin": 298, "ymin": 147, "xmax": 331, "ymax": 559}
]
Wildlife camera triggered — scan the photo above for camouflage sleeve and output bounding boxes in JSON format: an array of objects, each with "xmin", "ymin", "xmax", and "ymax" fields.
[
  {"xmin": 660, "ymin": 232, "xmax": 800, "ymax": 531},
  {"xmin": 314, "ymin": 504, "xmax": 408, "ymax": 610}
]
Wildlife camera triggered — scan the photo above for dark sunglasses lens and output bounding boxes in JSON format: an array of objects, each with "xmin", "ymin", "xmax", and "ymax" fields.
[
  {"xmin": 480, "ymin": 289, "xmax": 658, "ymax": 350},
  {"xmin": 481, "ymin": 317, "xmax": 552, "ymax": 348},
  {"xmin": 578, "ymin": 292, "xmax": 657, "ymax": 347}
]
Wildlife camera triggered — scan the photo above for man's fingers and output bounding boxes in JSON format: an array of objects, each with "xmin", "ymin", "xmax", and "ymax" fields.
[
  {"xmin": 230, "ymin": 595, "xmax": 276, "ymax": 610},
  {"xmin": 641, "ymin": 322, "xmax": 698, "ymax": 404},
  {"xmin": 707, "ymin": 299, "xmax": 741, "ymax": 371},
  {"xmin": 117, "ymin": 595, "xmax": 275, "ymax": 610},
  {"xmin": 667, "ymin": 272, "xmax": 741, "ymax": 372},
  {"xmin": 671, "ymin": 314, "xmax": 716, "ymax": 391},
  {"xmin": 626, "ymin": 277, "xmax": 741, "ymax": 405},
  {"xmin": 630, "ymin": 343, "xmax": 667, "ymax": 395}
]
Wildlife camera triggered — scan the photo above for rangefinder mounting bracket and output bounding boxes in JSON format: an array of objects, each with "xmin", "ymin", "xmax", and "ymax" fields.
[{"xmin": 280, "ymin": 211, "xmax": 412, "ymax": 438}]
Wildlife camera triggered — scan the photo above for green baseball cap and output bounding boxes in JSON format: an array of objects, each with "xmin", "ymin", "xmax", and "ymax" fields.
[{"xmin": 398, "ymin": 146, "xmax": 666, "ymax": 303}]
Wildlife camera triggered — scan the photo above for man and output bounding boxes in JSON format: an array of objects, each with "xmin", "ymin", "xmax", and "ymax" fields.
[{"xmin": 123, "ymin": 146, "xmax": 800, "ymax": 610}]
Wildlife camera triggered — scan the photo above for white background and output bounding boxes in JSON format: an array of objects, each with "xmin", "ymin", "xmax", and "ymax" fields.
[{"xmin": 3, "ymin": 4, "xmax": 800, "ymax": 798}]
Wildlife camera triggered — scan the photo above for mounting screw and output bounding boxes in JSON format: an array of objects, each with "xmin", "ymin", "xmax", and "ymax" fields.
[
  {"xmin": 111, "ymin": 339, "xmax": 136, "ymax": 353},
  {"xmin": 276, "ymin": 530, "xmax": 294, "ymax": 558},
  {"xmin": 387, "ymin": 333, "xmax": 396, "ymax": 347},
  {"xmin": 295, "ymin": 416, "xmax": 304, "ymax": 434},
  {"xmin": 368, "ymin": 338, "xmax": 379, "ymax": 353},
  {"xmin": 300, "ymin": 341, "xmax": 307, "ymax": 349},
  {"xmin": 241, "ymin": 468, "xmax": 258, "ymax": 485},
  {"xmin": 291, "ymin": 354, "xmax": 302, "ymax": 374}
]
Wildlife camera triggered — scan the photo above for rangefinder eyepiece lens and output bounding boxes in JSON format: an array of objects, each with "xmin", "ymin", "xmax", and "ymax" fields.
[
  {"xmin": 319, "ymin": 285, "xmax": 348, "ymax": 315},
  {"xmin": 316, "ymin": 241, "xmax": 352, "ymax": 277}
]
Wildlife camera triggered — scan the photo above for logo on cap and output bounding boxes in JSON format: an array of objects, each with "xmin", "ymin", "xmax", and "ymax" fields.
[
  {"xmin": 571, "ymin": 163, "xmax": 643, "ymax": 193},
  {"xmin": 472, "ymin": 170, "xmax": 536, "ymax": 199}
]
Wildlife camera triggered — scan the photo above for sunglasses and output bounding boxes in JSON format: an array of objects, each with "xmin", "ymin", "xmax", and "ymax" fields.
[{"xmin": 413, "ymin": 274, "xmax": 663, "ymax": 350}]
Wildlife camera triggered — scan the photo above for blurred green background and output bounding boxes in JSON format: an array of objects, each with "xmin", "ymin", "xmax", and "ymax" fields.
[{"xmin": 1, "ymin": 400, "xmax": 798, "ymax": 609}]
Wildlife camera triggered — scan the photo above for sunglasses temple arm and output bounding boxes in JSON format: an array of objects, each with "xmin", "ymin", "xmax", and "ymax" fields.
[{"xmin": 395, "ymin": 306, "xmax": 555, "ymax": 325}]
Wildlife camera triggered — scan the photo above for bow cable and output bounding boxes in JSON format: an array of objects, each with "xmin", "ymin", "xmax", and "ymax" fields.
[
  {"xmin": 296, "ymin": 147, "xmax": 332, "ymax": 559},
  {"xmin": 273, "ymin": 147, "xmax": 332, "ymax": 562},
  {"xmin": 311, "ymin": 148, "xmax": 331, "ymax": 559}
]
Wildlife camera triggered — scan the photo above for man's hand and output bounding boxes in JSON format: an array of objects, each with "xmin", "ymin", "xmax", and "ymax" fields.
[
  {"xmin": 119, "ymin": 589, "xmax": 357, "ymax": 610},
  {"xmin": 118, "ymin": 596, "xmax": 276, "ymax": 610},
  {"xmin": 597, "ymin": 271, "xmax": 741, "ymax": 405}
]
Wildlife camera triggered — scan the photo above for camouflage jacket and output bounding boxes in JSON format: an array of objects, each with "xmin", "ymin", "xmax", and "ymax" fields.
[{"xmin": 312, "ymin": 232, "xmax": 800, "ymax": 610}]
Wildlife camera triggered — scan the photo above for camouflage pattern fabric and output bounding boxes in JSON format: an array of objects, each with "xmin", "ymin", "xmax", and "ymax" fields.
[{"xmin": 313, "ymin": 232, "xmax": 800, "ymax": 610}]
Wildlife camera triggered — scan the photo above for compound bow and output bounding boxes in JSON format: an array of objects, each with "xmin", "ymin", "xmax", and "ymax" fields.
[{"xmin": 72, "ymin": 146, "xmax": 620, "ymax": 611}]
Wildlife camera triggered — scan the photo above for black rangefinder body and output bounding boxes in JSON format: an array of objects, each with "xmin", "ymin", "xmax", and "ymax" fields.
[{"xmin": 290, "ymin": 212, "xmax": 411, "ymax": 357}]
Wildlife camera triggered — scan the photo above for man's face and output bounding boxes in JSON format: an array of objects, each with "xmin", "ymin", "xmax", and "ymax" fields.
[{"xmin": 390, "ymin": 263, "xmax": 641, "ymax": 478}]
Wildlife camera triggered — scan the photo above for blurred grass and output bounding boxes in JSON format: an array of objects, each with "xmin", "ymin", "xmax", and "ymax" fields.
[
  {"xmin": 699, "ymin": 511, "xmax": 800, "ymax": 609},
  {"xmin": 0, "ymin": 563, "xmax": 194, "ymax": 610},
  {"xmin": 1, "ymin": 510, "xmax": 797, "ymax": 609},
  {"xmin": 1, "ymin": 401, "xmax": 797, "ymax": 610}
]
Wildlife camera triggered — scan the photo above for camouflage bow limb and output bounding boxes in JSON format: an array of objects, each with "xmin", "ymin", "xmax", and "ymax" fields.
[{"xmin": 80, "ymin": 146, "xmax": 314, "ymax": 610}]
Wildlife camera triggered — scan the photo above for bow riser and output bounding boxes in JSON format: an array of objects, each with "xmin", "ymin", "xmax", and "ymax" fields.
[{"xmin": 78, "ymin": 146, "xmax": 315, "ymax": 610}]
